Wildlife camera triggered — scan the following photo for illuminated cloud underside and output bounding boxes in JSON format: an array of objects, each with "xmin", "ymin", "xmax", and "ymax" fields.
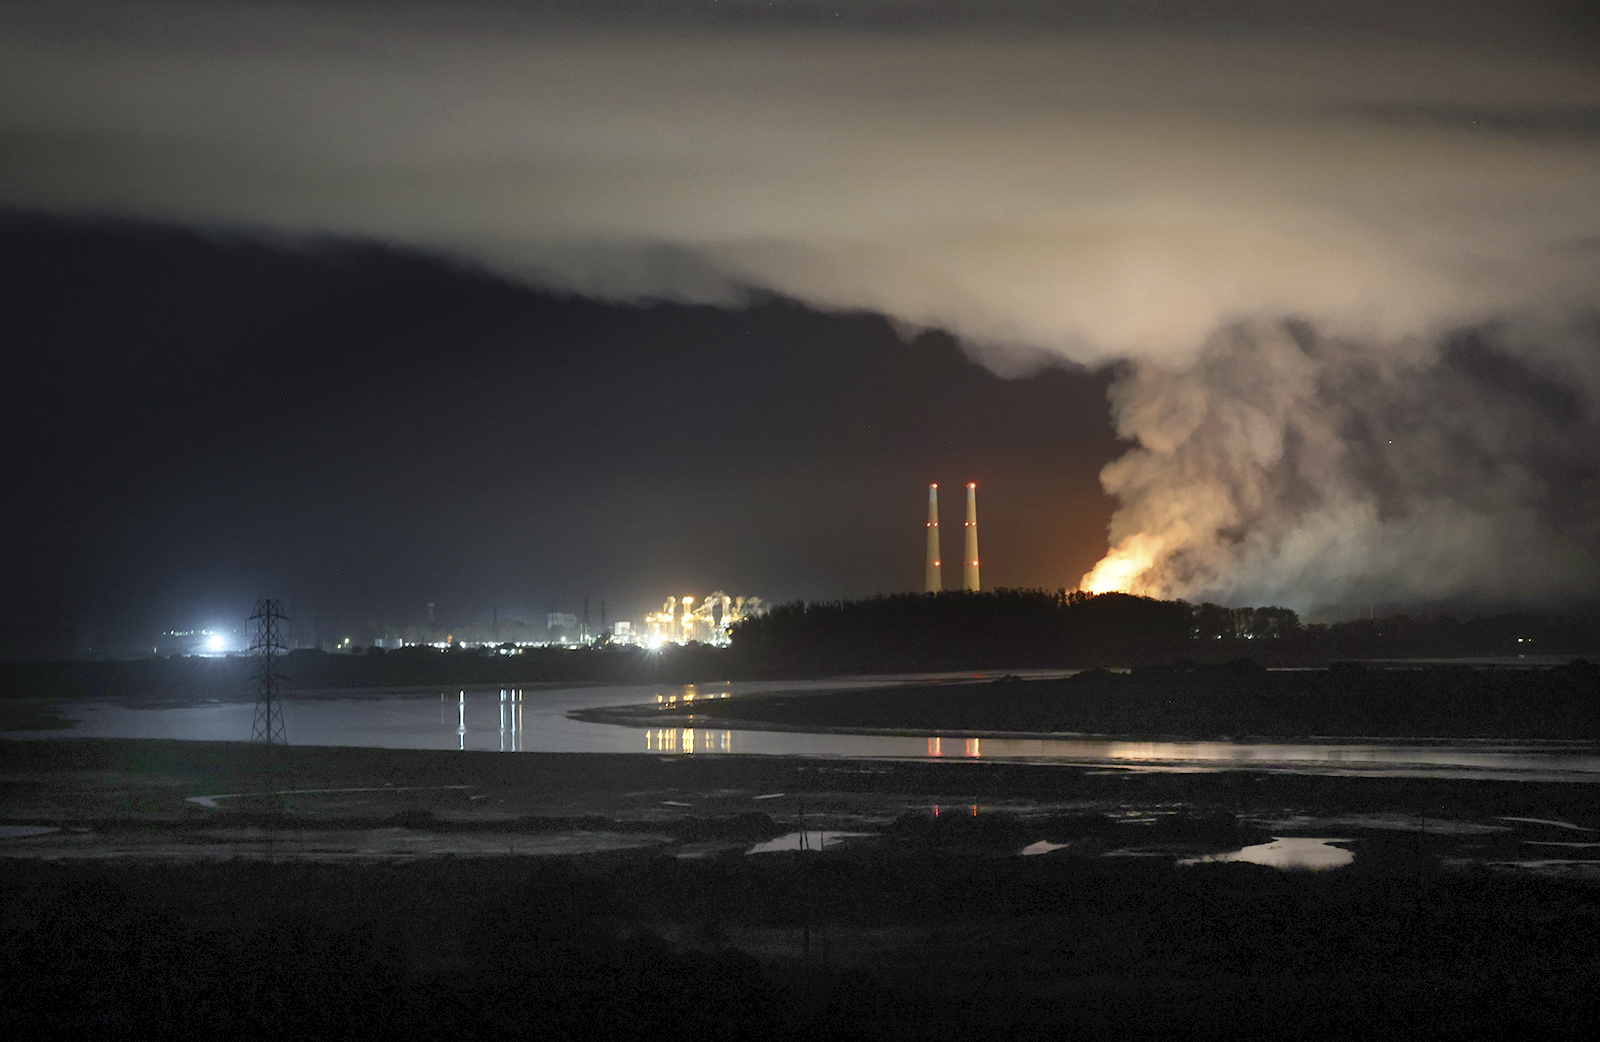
[{"xmin": 2, "ymin": 2, "xmax": 1597, "ymax": 611}]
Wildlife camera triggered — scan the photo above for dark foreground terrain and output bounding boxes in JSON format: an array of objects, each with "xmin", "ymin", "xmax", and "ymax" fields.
[
  {"xmin": 6, "ymin": 849, "xmax": 1600, "ymax": 1041},
  {"xmin": 3, "ymin": 739, "xmax": 1599, "ymax": 1040}
]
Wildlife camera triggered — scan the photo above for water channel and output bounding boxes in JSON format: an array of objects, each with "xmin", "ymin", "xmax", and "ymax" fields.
[{"xmin": 9, "ymin": 673, "xmax": 1600, "ymax": 782}]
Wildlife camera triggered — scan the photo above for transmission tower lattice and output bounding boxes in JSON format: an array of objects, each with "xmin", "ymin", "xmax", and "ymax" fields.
[{"xmin": 249, "ymin": 599, "xmax": 290, "ymax": 744}]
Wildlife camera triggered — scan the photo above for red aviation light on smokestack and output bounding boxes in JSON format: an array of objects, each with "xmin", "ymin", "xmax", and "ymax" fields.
[
  {"xmin": 963, "ymin": 483, "xmax": 980, "ymax": 591},
  {"xmin": 925, "ymin": 484, "xmax": 942, "ymax": 593}
]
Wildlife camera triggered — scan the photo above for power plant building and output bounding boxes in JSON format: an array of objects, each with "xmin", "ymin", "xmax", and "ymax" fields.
[{"xmin": 643, "ymin": 593, "xmax": 763, "ymax": 647}]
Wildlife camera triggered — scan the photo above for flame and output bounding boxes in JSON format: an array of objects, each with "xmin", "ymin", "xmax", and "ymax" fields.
[{"xmin": 1080, "ymin": 532, "xmax": 1163, "ymax": 594}]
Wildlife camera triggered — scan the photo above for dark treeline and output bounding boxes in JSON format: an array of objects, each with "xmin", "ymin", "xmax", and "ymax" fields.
[
  {"xmin": 1191, "ymin": 604, "xmax": 1600, "ymax": 661},
  {"xmin": 731, "ymin": 590, "xmax": 1190, "ymax": 672},
  {"xmin": 728, "ymin": 590, "xmax": 1600, "ymax": 674}
]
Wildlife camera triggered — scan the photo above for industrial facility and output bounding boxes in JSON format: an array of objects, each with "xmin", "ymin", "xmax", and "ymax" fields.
[
  {"xmin": 926, "ymin": 482, "xmax": 980, "ymax": 592},
  {"xmin": 641, "ymin": 592, "xmax": 764, "ymax": 647},
  {"xmin": 356, "ymin": 591, "xmax": 763, "ymax": 653},
  {"xmin": 964, "ymin": 482, "xmax": 981, "ymax": 592}
]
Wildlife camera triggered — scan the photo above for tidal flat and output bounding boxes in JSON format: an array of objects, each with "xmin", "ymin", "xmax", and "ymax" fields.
[
  {"xmin": 2, "ymin": 738, "xmax": 1599, "ymax": 1038},
  {"xmin": 662, "ymin": 661, "xmax": 1600, "ymax": 741}
]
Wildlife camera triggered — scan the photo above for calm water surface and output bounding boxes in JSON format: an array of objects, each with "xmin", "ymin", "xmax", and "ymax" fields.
[{"xmin": 11, "ymin": 675, "xmax": 1600, "ymax": 781}]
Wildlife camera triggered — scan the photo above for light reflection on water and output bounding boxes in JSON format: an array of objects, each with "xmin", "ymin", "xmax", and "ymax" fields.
[
  {"xmin": 926, "ymin": 736, "xmax": 982, "ymax": 757},
  {"xmin": 499, "ymin": 688, "xmax": 524, "ymax": 753},
  {"xmin": 9, "ymin": 677, "xmax": 1600, "ymax": 780},
  {"xmin": 645, "ymin": 728, "xmax": 732, "ymax": 754}
]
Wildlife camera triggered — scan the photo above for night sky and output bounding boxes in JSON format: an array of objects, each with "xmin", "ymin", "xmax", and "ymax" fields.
[
  {"xmin": 0, "ymin": 214, "xmax": 1120, "ymax": 653},
  {"xmin": 3, "ymin": 2, "xmax": 1598, "ymax": 655}
]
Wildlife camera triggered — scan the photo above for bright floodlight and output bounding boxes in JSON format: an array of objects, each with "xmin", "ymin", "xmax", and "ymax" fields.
[{"xmin": 205, "ymin": 632, "xmax": 227, "ymax": 652}]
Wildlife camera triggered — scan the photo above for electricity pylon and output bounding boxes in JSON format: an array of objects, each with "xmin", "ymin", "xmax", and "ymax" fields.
[{"xmin": 249, "ymin": 599, "xmax": 290, "ymax": 744}]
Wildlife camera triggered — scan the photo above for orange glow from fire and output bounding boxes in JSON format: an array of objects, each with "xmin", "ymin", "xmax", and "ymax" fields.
[{"xmin": 1080, "ymin": 532, "xmax": 1162, "ymax": 594}]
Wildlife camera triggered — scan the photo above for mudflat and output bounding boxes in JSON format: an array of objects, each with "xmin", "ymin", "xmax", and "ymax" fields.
[
  {"xmin": 4, "ymin": 737, "xmax": 1599, "ymax": 1040},
  {"xmin": 4, "ymin": 736, "xmax": 1600, "ymax": 834}
]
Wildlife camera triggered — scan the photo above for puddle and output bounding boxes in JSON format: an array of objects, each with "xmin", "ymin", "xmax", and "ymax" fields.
[
  {"xmin": 0, "ymin": 825, "xmax": 59, "ymax": 839},
  {"xmin": 0, "ymin": 828, "xmax": 668, "ymax": 860},
  {"xmin": 746, "ymin": 830, "xmax": 873, "ymax": 854},
  {"xmin": 1497, "ymin": 817, "xmax": 1596, "ymax": 832},
  {"xmin": 1487, "ymin": 859, "xmax": 1600, "ymax": 878},
  {"xmin": 1020, "ymin": 840, "xmax": 1069, "ymax": 856},
  {"xmin": 185, "ymin": 785, "xmax": 470, "ymax": 809},
  {"xmin": 1255, "ymin": 813, "xmax": 1507, "ymax": 836},
  {"xmin": 1181, "ymin": 837, "xmax": 1354, "ymax": 871}
]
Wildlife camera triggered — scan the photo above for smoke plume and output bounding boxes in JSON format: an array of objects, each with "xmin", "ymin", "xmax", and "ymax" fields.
[
  {"xmin": 2, "ymin": 2, "xmax": 1598, "ymax": 611},
  {"xmin": 1082, "ymin": 319, "xmax": 1600, "ymax": 612}
]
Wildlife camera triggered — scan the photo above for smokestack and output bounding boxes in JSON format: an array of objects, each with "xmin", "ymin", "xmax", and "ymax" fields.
[
  {"xmin": 925, "ymin": 484, "xmax": 942, "ymax": 592},
  {"xmin": 964, "ymin": 483, "xmax": 980, "ymax": 592}
]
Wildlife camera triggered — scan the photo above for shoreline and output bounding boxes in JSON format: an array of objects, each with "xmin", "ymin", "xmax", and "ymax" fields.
[
  {"xmin": 663, "ymin": 666, "xmax": 1600, "ymax": 743},
  {"xmin": 8, "ymin": 658, "xmax": 1598, "ymax": 742},
  {"xmin": 577, "ymin": 699, "xmax": 1600, "ymax": 748}
]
